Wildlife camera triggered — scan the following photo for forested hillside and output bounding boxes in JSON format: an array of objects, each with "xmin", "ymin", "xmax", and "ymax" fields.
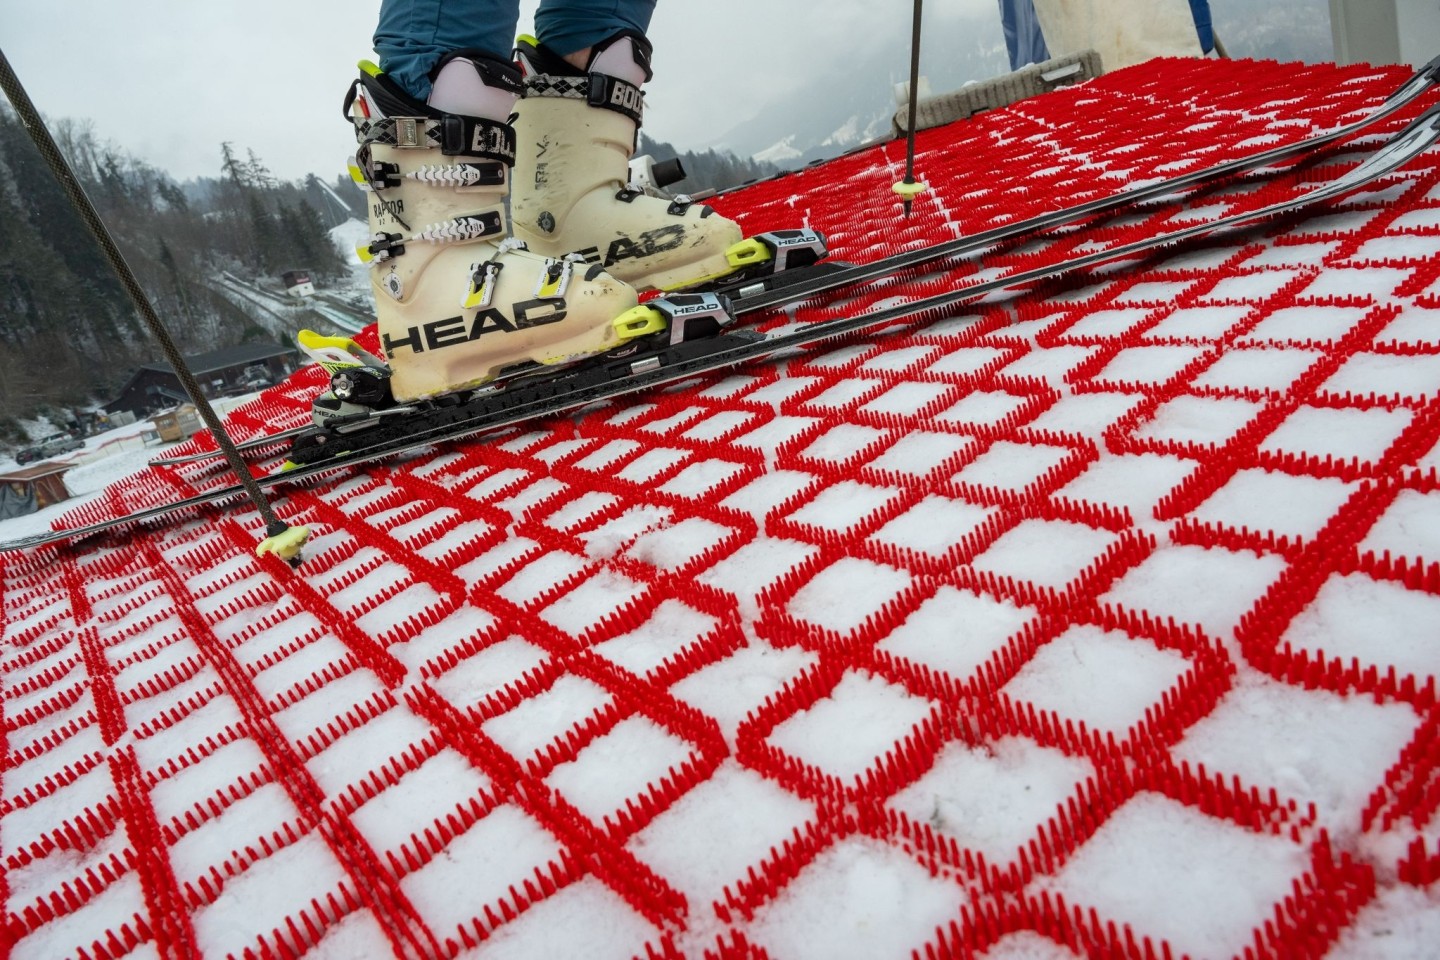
[
  {"xmin": 0, "ymin": 110, "xmax": 354, "ymax": 435},
  {"xmin": 637, "ymin": 133, "xmax": 783, "ymax": 196}
]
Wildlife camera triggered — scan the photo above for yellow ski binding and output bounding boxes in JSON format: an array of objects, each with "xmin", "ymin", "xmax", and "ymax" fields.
[{"xmin": 297, "ymin": 329, "xmax": 388, "ymax": 377}]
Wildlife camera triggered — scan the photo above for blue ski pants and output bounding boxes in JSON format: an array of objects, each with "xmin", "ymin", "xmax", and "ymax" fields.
[{"xmin": 375, "ymin": 0, "xmax": 656, "ymax": 100}]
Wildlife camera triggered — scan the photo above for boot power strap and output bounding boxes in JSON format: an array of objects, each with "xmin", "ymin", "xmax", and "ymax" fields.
[
  {"xmin": 523, "ymin": 73, "xmax": 644, "ymax": 126},
  {"xmin": 354, "ymin": 113, "xmax": 517, "ymax": 164}
]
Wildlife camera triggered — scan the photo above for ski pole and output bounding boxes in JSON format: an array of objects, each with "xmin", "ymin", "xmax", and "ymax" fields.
[
  {"xmin": 893, "ymin": 0, "xmax": 928, "ymax": 217},
  {"xmin": 0, "ymin": 46, "xmax": 310, "ymax": 564}
]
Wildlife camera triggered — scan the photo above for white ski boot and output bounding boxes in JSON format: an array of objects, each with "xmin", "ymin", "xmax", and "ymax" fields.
[
  {"xmin": 511, "ymin": 33, "xmax": 824, "ymax": 294},
  {"xmin": 327, "ymin": 52, "xmax": 647, "ymax": 417}
]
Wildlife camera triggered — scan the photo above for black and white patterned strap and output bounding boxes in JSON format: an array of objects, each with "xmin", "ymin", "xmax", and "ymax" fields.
[
  {"xmin": 353, "ymin": 113, "xmax": 517, "ymax": 164},
  {"xmin": 523, "ymin": 73, "xmax": 644, "ymax": 126}
]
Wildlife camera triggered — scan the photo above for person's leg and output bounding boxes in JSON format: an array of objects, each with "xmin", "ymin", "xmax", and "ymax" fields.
[
  {"xmin": 511, "ymin": 0, "xmax": 825, "ymax": 292},
  {"xmin": 999, "ymin": 0, "xmax": 1051, "ymax": 70},
  {"xmin": 313, "ymin": 0, "xmax": 640, "ymax": 411},
  {"xmin": 373, "ymin": 0, "xmax": 522, "ymax": 100},
  {"xmin": 533, "ymin": 0, "xmax": 655, "ymax": 63},
  {"xmin": 510, "ymin": 7, "xmax": 750, "ymax": 293}
]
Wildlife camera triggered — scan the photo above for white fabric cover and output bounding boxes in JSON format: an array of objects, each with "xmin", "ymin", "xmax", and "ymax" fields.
[{"xmin": 1032, "ymin": 0, "xmax": 1203, "ymax": 71}]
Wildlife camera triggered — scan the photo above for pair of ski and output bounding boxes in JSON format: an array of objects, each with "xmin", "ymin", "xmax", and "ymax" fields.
[{"xmin": 5, "ymin": 59, "xmax": 1440, "ymax": 554}]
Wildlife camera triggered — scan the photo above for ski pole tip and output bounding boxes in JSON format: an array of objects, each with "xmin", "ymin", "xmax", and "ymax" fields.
[
  {"xmin": 257, "ymin": 523, "xmax": 311, "ymax": 566},
  {"xmin": 893, "ymin": 178, "xmax": 926, "ymax": 218},
  {"xmin": 892, "ymin": 179, "xmax": 927, "ymax": 201}
]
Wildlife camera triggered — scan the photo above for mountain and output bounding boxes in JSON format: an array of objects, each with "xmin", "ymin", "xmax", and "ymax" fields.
[
  {"xmin": 1208, "ymin": 0, "xmax": 1334, "ymax": 63},
  {"xmin": 703, "ymin": 0, "xmax": 1333, "ymax": 171},
  {"xmin": 710, "ymin": 33, "xmax": 1010, "ymax": 168}
]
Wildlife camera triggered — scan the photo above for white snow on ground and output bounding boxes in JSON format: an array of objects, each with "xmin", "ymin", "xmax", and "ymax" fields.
[
  {"xmin": 1041, "ymin": 792, "xmax": 1310, "ymax": 959},
  {"xmin": 0, "ymin": 395, "xmax": 261, "ymax": 540}
]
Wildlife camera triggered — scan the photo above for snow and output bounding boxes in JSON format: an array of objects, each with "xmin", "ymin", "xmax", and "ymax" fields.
[
  {"xmin": 1133, "ymin": 394, "xmax": 1263, "ymax": 446},
  {"xmin": 1242, "ymin": 304, "xmax": 1373, "ymax": 344},
  {"xmin": 1094, "ymin": 344, "xmax": 1207, "ymax": 386},
  {"xmin": 1331, "ymin": 885, "xmax": 1440, "ymax": 960},
  {"xmin": 9, "ymin": 872, "xmax": 148, "ymax": 960},
  {"xmin": 397, "ymin": 803, "xmax": 564, "ymax": 940},
  {"xmin": 1192, "ymin": 468, "xmax": 1355, "ymax": 541},
  {"xmin": 482, "ymin": 674, "xmax": 613, "ymax": 763},
  {"xmin": 431, "ymin": 636, "xmax": 549, "ymax": 710},
  {"xmin": 1281, "ymin": 573, "xmax": 1440, "ymax": 679},
  {"xmin": 953, "ymin": 440, "xmax": 1075, "ymax": 495},
  {"xmin": 1041, "ymin": 792, "xmax": 1310, "ymax": 959},
  {"xmin": 546, "ymin": 715, "xmax": 695, "ymax": 822},
  {"xmin": 1361, "ymin": 489, "xmax": 1440, "ymax": 562},
  {"xmin": 671, "ymin": 641, "xmax": 817, "ymax": 741},
  {"xmin": 1174, "ymin": 674, "xmax": 1418, "ymax": 830},
  {"xmin": 868, "ymin": 431, "xmax": 976, "ymax": 479},
  {"xmin": 786, "ymin": 480, "xmax": 903, "ymax": 536},
  {"xmin": 467, "ymin": 877, "xmax": 659, "ymax": 959},
  {"xmin": 1006, "ymin": 625, "xmax": 1192, "ymax": 734},
  {"xmin": 1262, "ymin": 404, "xmax": 1415, "ymax": 464},
  {"xmin": 6, "ymin": 58, "xmax": 1440, "ymax": 960},
  {"xmin": 788, "ymin": 559, "xmax": 912, "ymax": 634},
  {"xmin": 1193, "ymin": 344, "xmax": 1322, "ymax": 393},
  {"xmin": 753, "ymin": 135, "xmax": 804, "ymax": 165},
  {"xmin": 892, "ymin": 735, "xmax": 1093, "ymax": 861},
  {"xmin": 748, "ymin": 836, "xmax": 960, "ymax": 960},
  {"xmin": 1059, "ymin": 452, "xmax": 1196, "ymax": 525},
  {"xmin": 971, "ymin": 519, "xmax": 1118, "ymax": 591},
  {"xmin": 872, "ymin": 494, "xmax": 995, "ymax": 559},
  {"xmin": 592, "ymin": 599, "xmax": 717, "ymax": 677},
  {"xmin": 1324, "ymin": 351, "xmax": 1440, "ymax": 403},
  {"xmin": 768, "ymin": 670, "xmax": 932, "ymax": 781},
  {"xmin": 1101, "ymin": 543, "xmax": 1287, "ymax": 641},
  {"xmin": 628, "ymin": 762, "xmax": 813, "ymax": 925}
]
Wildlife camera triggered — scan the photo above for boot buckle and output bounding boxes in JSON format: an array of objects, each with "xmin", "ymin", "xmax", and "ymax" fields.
[
  {"xmin": 359, "ymin": 232, "xmax": 405, "ymax": 264},
  {"xmin": 349, "ymin": 156, "xmax": 401, "ymax": 191},
  {"xmin": 533, "ymin": 257, "xmax": 577, "ymax": 300},
  {"xmin": 464, "ymin": 260, "xmax": 503, "ymax": 310},
  {"xmin": 394, "ymin": 117, "xmax": 422, "ymax": 147}
]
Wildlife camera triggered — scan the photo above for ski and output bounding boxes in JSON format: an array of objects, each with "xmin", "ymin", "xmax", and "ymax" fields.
[
  {"xmin": 5, "ymin": 101, "xmax": 1438, "ymax": 555},
  {"xmin": 147, "ymin": 425, "xmax": 313, "ymax": 466},
  {"xmin": 134, "ymin": 57, "xmax": 1440, "ymax": 473}
]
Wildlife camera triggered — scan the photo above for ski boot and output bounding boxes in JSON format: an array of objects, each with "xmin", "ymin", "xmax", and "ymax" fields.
[
  {"xmin": 332, "ymin": 52, "xmax": 650, "ymax": 419},
  {"xmin": 510, "ymin": 32, "xmax": 829, "ymax": 294}
]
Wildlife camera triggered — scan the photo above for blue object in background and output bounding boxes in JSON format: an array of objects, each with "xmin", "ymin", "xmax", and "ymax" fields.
[
  {"xmin": 998, "ymin": 0, "xmax": 1050, "ymax": 70},
  {"xmin": 1188, "ymin": 0, "xmax": 1216, "ymax": 53}
]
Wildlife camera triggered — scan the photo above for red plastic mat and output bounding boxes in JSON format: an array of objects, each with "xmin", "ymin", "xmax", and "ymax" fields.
[{"xmin": 5, "ymin": 57, "xmax": 1440, "ymax": 959}]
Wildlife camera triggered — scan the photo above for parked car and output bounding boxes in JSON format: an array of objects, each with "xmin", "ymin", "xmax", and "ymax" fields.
[
  {"xmin": 17, "ymin": 433, "xmax": 84, "ymax": 463},
  {"xmin": 240, "ymin": 364, "xmax": 273, "ymax": 391}
]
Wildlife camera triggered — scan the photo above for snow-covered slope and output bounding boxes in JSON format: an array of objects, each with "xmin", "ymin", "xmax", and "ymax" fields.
[{"xmin": 5, "ymin": 57, "xmax": 1440, "ymax": 959}]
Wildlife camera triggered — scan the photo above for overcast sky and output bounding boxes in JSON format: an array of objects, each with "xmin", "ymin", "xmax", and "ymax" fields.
[{"xmin": 3, "ymin": 0, "xmax": 1000, "ymax": 182}]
